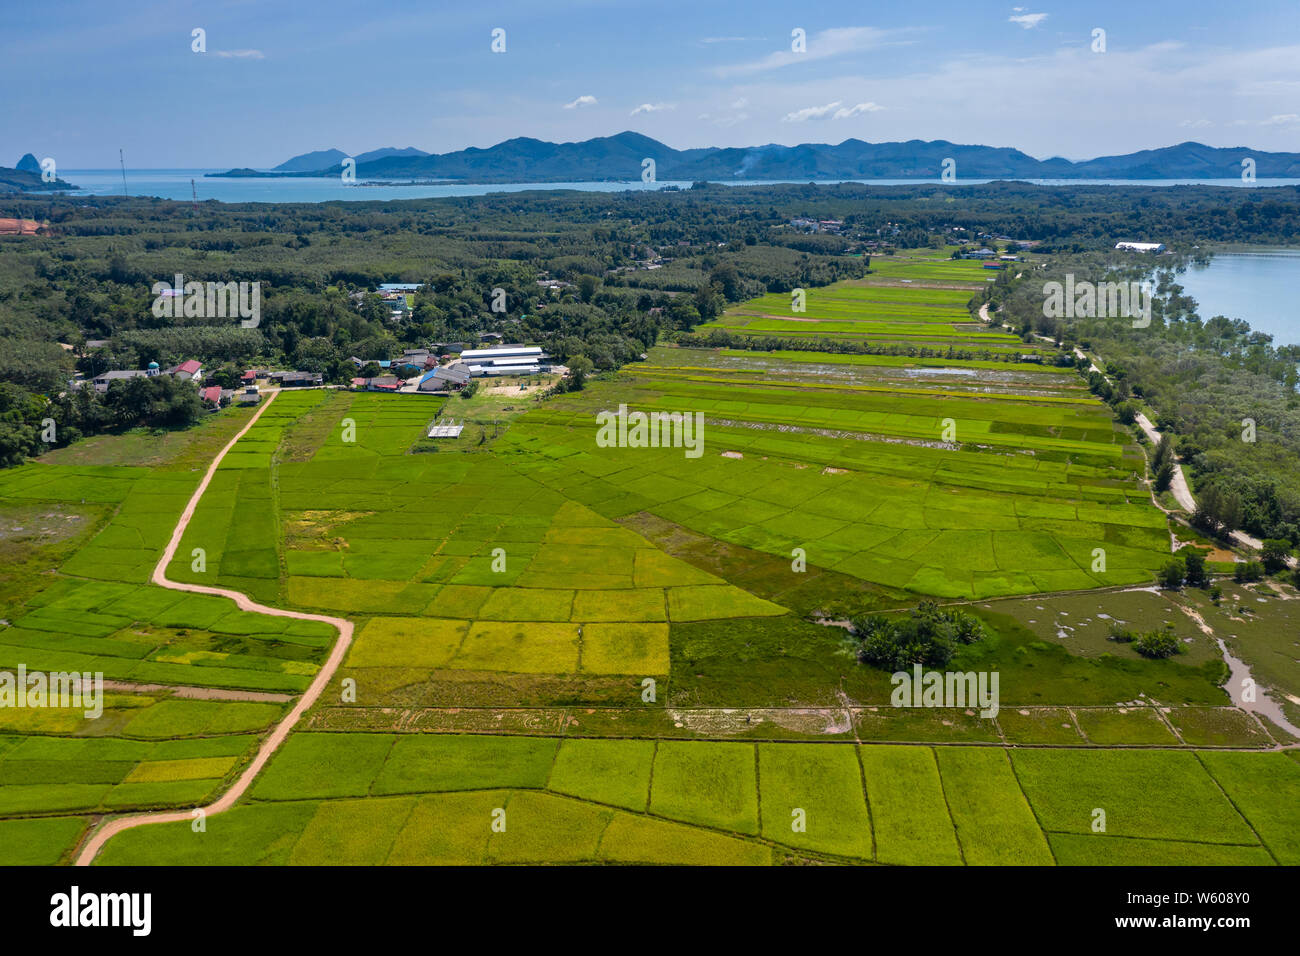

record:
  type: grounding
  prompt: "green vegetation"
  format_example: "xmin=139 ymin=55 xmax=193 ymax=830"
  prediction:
xmin=3 ymin=189 xmax=1294 ymax=866
xmin=852 ymin=601 xmax=986 ymax=669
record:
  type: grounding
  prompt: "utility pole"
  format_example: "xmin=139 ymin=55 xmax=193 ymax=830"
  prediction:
xmin=118 ymin=149 xmax=128 ymax=197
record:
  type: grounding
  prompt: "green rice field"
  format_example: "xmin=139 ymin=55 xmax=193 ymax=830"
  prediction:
xmin=5 ymin=253 xmax=1295 ymax=867
xmin=90 ymin=733 xmax=1299 ymax=866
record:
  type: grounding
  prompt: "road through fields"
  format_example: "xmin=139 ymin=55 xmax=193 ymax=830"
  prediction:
xmin=75 ymin=390 xmax=355 ymax=865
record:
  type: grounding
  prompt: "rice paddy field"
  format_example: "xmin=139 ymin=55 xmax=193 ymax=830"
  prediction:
xmin=90 ymin=734 xmax=1300 ymax=866
xmin=697 ymin=256 xmax=1021 ymax=351
xmin=0 ymin=408 xmax=312 ymax=864
xmin=5 ymin=250 xmax=1297 ymax=866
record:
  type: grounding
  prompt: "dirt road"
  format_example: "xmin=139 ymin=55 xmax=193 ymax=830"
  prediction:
xmin=75 ymin=391 xmax=354 ymax=865
xmin=1134 ymin=411 xmax=1197 ymax=514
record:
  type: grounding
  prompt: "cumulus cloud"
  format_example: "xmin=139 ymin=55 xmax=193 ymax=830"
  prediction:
xmin=782 ymin=101 xmax=842 ymax=122
xmin=782 ymin=100 xmax=885 ymax=122
xmin=833 ymin=101 xmax=885 ymax=119
xmin=1009 ymin=12 xmax=1048 ymax=29
xmin=213 ymin=49 xmax=264 ymax=58
xmin=563 ymin=95 xmax=597 ymax=109
xmin=630 ymin=102 xmax=674 ymax=116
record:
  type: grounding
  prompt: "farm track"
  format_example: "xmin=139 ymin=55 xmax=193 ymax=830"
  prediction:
xmin=74 ymin=390 xmax=355 ymax=866
xmin=301 ymin=704 xmax=1297 ymax=751
xmin=100 ymin=680 xmax=293 ymax=702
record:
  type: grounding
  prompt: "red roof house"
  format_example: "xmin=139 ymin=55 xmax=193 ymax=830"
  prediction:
xmin=168 ymin=359 xmax=204 ymax=381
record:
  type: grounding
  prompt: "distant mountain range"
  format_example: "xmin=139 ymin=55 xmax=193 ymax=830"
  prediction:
xmin=211 ymin=132 xmax=1300 ymax=184
xmin=272 ymin=145 xmax=429 ymax=172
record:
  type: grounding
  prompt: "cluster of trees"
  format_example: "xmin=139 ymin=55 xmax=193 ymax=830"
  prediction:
xmin=1150 ymin=434 xmax=1175 ymax=493
xmin=0 ymin=375 xmax=202 ymax=466
xmin=1157 ymin=549 xmax=1210 ymax=590
xmin=1107 ymin=622 xmax=1183 ymax=659
xmin=850 ymin=601 xmax=986 ymax=670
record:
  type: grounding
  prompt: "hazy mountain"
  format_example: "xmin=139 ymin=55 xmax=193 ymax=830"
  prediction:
xmin=1069 ymin=142 xmax=1300 ymax=179
xmin=353 ymin=146 xmax=429 ymax=164
xmin=272 ymin=146 xmax=428 ymax=172
xmin=223 ymin=133 xmax=1300 ymax=183
xmin=15 ymin=153 xmax=41 ymax=174
xmin=272 ymin=148 xmax=347 ymax=172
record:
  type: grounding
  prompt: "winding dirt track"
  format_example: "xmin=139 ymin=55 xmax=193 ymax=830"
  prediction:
xmin=75 ymin=391 xmax=354 ymax=865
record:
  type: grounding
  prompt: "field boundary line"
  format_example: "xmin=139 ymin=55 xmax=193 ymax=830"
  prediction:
xmin=74 ymin=390 xmax=356 ymax=866
xmin=930 ymin=746 xmax=968 ymax=865
xmin=1191 ymin=750 xmax=1280 ymax=866
xmin=1152 ymin=706 xmax=1188 ymax=745
xmin=1003 ymin=748 xmax=1060 ymax=866
xmin=853 ymin=744 xmax=877 ymax=862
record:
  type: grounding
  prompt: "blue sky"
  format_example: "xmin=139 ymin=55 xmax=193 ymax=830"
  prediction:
xmin=4 ymin=0 xmax=1299 ymax=168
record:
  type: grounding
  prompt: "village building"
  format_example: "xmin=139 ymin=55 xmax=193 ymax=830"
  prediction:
xmin=166 ymin=359 xmax=204 ymax=382
xmin=457 ymin=345 xmax=548 ymax=378
xmin=269 ymin=371 xmax=323 ymax=387
xmin=417 ymin=365 xmax=471 ymax=392
xmin=352 ymin=375 xmax=401 ymax=392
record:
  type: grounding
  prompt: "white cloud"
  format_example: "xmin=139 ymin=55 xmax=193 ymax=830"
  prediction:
xmin=780 ymin=100 xmax=885 ymax=122
xmin=833 ymin=101 xmax=885 ymax=119
xmin=1261 ymin=113 xmax=1300 ymax=126
xmin=716 ymin=26 xmax=898 ymax=77
xmin=1179 ymin=119 xmax=1212 ymax=128
xmin=1009 ymin=13 xmax=1048 ymax=29
xmin=563 ymin=95 xmax=597 ymax=109
xmin=213 ymin=49 xmax=264 ymax=58
xmin=630 ymin=102 xmax=674 ymax=116
xmin=783 ymin=101 xmax=842 ymax=122
xmin=700 ymin=36 xmax=750 ymax=44
xmin=730 ymin=97 xmax=749 ymax=109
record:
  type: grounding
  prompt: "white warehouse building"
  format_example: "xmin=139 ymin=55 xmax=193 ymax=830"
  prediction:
xmin=458 ymin=345 xmax=549 ymax=377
